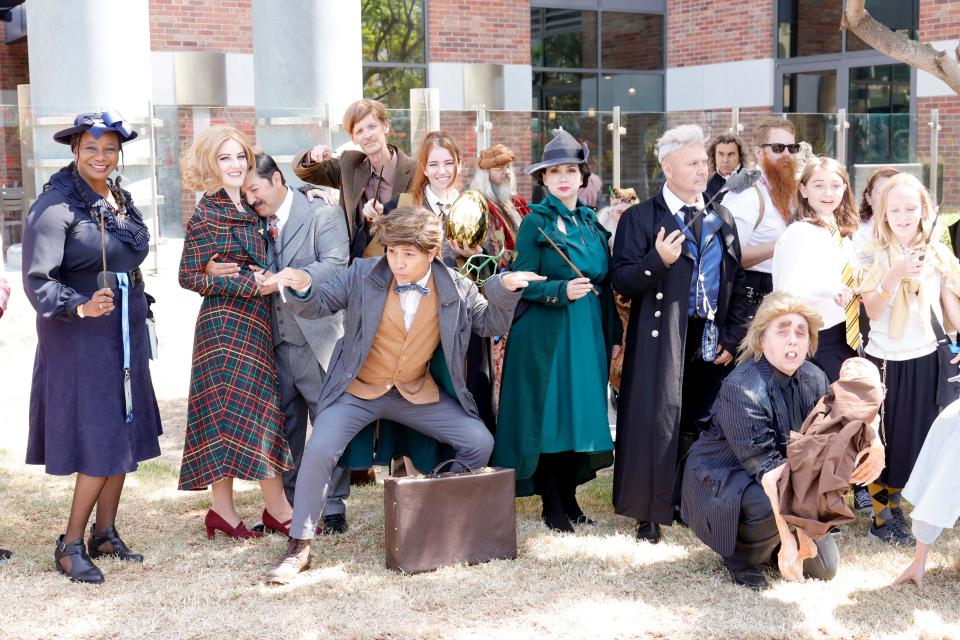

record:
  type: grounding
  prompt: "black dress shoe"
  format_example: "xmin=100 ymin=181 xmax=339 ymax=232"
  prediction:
xmin=55 ymin=535 xmax=104 ymax=584
xmin=320 ymin=513 xmax=348 ymax=535
xmin=635 ymin=520 xmax=661 ymax=544
xmin=88 ymin=524 xmax=144 ymax=562
xmin=727 ymin=566 xmax=769 ymax=591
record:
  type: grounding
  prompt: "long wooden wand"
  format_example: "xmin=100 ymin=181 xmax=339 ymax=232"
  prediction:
xmin=538 ymin=227 xmax=600 ymax=297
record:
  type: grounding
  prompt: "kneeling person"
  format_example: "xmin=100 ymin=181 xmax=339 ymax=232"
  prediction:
xmin=260 ymin=206 xmax=544 ymax=583
xmin=681 ymin=292 xmax=839 ymax=590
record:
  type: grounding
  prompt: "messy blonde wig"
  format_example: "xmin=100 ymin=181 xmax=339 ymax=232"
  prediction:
xmin=180 ymin=125 xmax=255 ymax=194
xmin=737 ymin=291 xmax=823 ymax=365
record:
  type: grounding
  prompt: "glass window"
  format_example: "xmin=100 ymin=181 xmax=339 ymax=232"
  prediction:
xmin=363 ymin=67 xmax=426 ymax=109
xmin=533 ymin=72 xmax=598 ymax=112
xmin=601 ymin=12 xmax=663 ymax=71
xmin=531 ymin=8 xmax=597 ymax=69
xmin=361 ymin=0 xmax=425 ymax=64
xmin=782 ymin=70 xmax=837 ymax=113
xmin=847 ymin=0 xmax=918 ymax=51
xmin=848 ymin=63 xmax=912 ymax=165
xmin=778 ymin=0 xmax=843 ymax=58
xmin=599 ymin=73 xmax=662 ymax=111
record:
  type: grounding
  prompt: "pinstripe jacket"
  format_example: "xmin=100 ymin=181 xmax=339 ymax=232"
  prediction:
xmin=680 ymin=357 xmax=828 ymax=558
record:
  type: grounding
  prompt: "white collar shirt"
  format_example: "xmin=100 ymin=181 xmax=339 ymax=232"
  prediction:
xmin=397 ymin=266 xmax=432 ymax=332
xmin=273 ymin=187 xmax=294 ymax=236
xmin=661 ymin=183 xmax=705 ymax=217
xmin=722 ymin=172 xmax=789 ymax=274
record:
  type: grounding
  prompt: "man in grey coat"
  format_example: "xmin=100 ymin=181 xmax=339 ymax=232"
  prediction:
xmin=206 ymin=153 xmax=351 ymax=533
xmin=258 ymin=205 xmax=544 ymax=583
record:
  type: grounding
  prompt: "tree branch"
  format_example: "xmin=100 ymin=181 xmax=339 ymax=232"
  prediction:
xmin=843 ymin=0 xmax=960 ymax=95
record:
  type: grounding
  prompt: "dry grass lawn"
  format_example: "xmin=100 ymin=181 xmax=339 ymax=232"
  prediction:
xmin=2 ymin=397 xmax=960 ymax=640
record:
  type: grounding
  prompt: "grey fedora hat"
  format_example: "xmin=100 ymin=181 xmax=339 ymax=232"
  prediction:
xmin=526 ymin=128 xmax=589 ymax=174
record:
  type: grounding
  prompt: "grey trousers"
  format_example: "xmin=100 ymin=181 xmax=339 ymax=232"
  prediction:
xmin=724 ymin=482 xmax=839 ymax=581
xmin=290 ymin=388 xmax=494 ymax=540
xmin=276 ymin=342 xmax=350 ymax=516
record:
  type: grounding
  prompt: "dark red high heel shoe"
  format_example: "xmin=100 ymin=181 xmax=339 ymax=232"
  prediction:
xmin=204 ymin=510 xmax=263 ymax=540
xmin=261 ymin=509 xmax=292 ymax=536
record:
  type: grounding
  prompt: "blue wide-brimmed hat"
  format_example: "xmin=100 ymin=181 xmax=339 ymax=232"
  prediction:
xmin=526 ymin=128 xmax=589 ymax=174
xmin=53 ymin=109 xmax=138 ymax=145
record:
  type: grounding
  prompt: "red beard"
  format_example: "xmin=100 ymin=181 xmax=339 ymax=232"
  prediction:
xmin=761 ymin=155 xmax=798 ymax=223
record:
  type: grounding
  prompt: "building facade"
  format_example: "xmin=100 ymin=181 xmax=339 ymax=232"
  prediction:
xmin=1 ymin=0 xmax=959 ymax=235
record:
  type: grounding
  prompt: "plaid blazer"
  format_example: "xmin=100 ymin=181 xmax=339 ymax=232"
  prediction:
xmin=177 ymin=189 xmax=292 ymax=490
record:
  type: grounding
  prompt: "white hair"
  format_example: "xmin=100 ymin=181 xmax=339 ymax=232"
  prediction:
xmin=470 ymin=166 xmax=521 ymax=226
xmin=656 ymin=124 xmax=706 ymax=163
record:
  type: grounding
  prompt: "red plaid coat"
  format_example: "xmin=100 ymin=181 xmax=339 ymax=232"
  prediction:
xmin=177 ymin=189 xmax=292 ymax=490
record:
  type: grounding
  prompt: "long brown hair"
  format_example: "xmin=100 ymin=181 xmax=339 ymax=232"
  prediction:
xmin=859 ymin=165 xmax=900 ymax=223
xmin=795 ymin=156 xmax=859 ymax=238
xmin=408 ymin=131 xmax=463 ymax=206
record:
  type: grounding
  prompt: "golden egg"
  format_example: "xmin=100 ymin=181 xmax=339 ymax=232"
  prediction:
xmin=444 ymin=190 xmax=489 ymax=247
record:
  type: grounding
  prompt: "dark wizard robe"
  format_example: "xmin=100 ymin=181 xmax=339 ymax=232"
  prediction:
xmin=610 ymin=191 xmax=750 ymax=525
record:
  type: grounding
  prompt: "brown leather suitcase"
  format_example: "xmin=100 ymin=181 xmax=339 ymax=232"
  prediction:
xmin=383 ymin=461 xmax=517 ymax=573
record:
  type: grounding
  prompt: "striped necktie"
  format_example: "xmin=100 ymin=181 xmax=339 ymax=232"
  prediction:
xmin=829 ymin=225 xmax=861 ymax=351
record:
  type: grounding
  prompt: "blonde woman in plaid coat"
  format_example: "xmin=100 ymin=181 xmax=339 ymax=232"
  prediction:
xmin=178 ymin=126 xmax=293 ymax=540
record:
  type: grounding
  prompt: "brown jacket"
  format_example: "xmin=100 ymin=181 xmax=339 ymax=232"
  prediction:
xmin=293 ymin=145 xmax=416 ymax=249
xmin=776 ymin=376 xmax=883 ymax=539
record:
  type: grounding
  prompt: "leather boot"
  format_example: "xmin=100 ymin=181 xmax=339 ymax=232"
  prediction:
xmin=537 ymin=460 xmax=574 ymax=533
xmin=88 ymin=524 xmax=144 ymax=562
xmin=264 ymin=537 xmax=311 ymax=585
xmin=55 ymin=535 xmax=104 ymax=584
xmin=557 ymin=455 xmax=594 ymax=525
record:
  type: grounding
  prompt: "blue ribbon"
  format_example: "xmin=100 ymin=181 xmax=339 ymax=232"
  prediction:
xmin=118 ymin=273 xmax=133 ymax=423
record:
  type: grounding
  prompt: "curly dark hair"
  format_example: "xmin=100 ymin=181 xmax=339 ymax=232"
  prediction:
xmin=706 ymin=133 xmax=748 ymax=174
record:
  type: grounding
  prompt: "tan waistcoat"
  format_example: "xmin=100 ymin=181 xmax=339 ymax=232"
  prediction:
xmin=346 ymin=275 xmax=440 ymax=404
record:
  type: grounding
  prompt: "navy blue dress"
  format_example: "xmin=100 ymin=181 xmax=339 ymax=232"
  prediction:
xmin=22 ymin=165 xmax=162 ymax=476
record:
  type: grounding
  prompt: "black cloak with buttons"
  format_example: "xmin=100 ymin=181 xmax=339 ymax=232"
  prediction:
xmin=610 ymin=191 xmax=749 ymax=525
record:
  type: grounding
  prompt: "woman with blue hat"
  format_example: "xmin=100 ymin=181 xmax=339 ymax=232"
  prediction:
xmin=22 ymin=110 xmax=162 ymax=583
xmin=493 ymin=129 xmax=618 ymax=531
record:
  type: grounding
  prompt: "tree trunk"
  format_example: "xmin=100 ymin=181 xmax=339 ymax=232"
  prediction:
xmin=842 ymin=0 xmax=960 ymax=96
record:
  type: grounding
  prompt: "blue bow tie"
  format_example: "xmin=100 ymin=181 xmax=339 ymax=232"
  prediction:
xmin=395 ymin=283 xmax=430 ymax=296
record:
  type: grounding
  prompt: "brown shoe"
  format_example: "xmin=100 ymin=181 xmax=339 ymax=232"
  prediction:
xmin=264 ymin=538 xmax=311 ymax=585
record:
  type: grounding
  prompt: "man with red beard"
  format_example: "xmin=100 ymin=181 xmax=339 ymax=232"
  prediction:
xmin=722 ymin=118 xmax=799 ymax=321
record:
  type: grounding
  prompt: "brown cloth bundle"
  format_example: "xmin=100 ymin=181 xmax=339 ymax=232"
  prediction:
xmin=775 ymin=367 xmax=884 ymax=539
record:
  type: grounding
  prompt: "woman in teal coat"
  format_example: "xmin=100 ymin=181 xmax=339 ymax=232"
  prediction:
xmin=494 ymin=129 xmax=617 ymax=532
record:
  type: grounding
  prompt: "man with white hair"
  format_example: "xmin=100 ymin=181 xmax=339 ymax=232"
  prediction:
xmin=610 ymin=123 xmax=749 ymax=545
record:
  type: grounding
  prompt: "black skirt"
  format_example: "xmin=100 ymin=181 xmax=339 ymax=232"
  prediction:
xmin=811 ymin=322 xmax=858 ymax=383
xmin=866 ymin=350 xmax=941 ymax=488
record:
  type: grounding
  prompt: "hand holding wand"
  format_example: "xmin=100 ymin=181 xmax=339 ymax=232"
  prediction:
xmin=538 ymin=227 xmax=600 ymax=297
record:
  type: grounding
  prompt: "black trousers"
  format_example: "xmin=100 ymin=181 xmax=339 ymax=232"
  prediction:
xmin=673 ymin=317 xmax=734 ymax=514
xmin=725 ymin=482 xmax=839 ymax=581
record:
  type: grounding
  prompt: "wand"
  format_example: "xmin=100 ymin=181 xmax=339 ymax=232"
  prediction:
xmin=538 ymin=227 xmax=600 ymax=297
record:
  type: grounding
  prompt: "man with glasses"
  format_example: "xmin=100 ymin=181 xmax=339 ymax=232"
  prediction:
xmin=722 ymin=118 xmax=799 ymax=321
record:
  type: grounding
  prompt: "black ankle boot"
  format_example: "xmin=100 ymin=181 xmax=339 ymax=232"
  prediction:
xmin=55 ymin=535 xmax=104 ymax=584
xmin=541 ymin=493 xmax=575 ymax=533
xmin=558 ymin=475 xmax=594 ymax=525
xmin=88 ymin=524 xmax=144 ymax=562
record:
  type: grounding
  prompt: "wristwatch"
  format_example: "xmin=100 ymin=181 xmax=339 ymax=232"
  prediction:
xmin=76 ymin=302 xmax=86 ymax=318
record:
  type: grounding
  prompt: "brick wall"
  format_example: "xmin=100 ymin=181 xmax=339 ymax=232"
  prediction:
xmin=0 ymin=37 xmax=28 ymax=187
xmin=428 ymin=0 xmax=529 ymax=64
xmin=667 ymin=0 xmax=773 ymax=67
xmin=919 ymin=0 xmax=960 ymax=41
xmin=918 ymin=0 xmax=960 ymax=211
xmin=149 ymin=0 xmax=252 ymax=52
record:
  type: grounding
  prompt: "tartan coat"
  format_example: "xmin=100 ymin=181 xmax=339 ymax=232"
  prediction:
xmin=177 ymin=189 xmax=292 ymax=490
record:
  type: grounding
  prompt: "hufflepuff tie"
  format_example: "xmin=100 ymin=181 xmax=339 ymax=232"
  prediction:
xmin=830 ymin=225 xmax=861 ymax=351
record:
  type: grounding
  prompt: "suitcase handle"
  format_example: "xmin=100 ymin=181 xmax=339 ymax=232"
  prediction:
xmin=429 ymin=459 xmax=475 ymax=476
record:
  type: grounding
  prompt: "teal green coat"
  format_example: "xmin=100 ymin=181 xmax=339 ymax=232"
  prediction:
xmin=493 ymin=195 xmax=620 ymax=495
